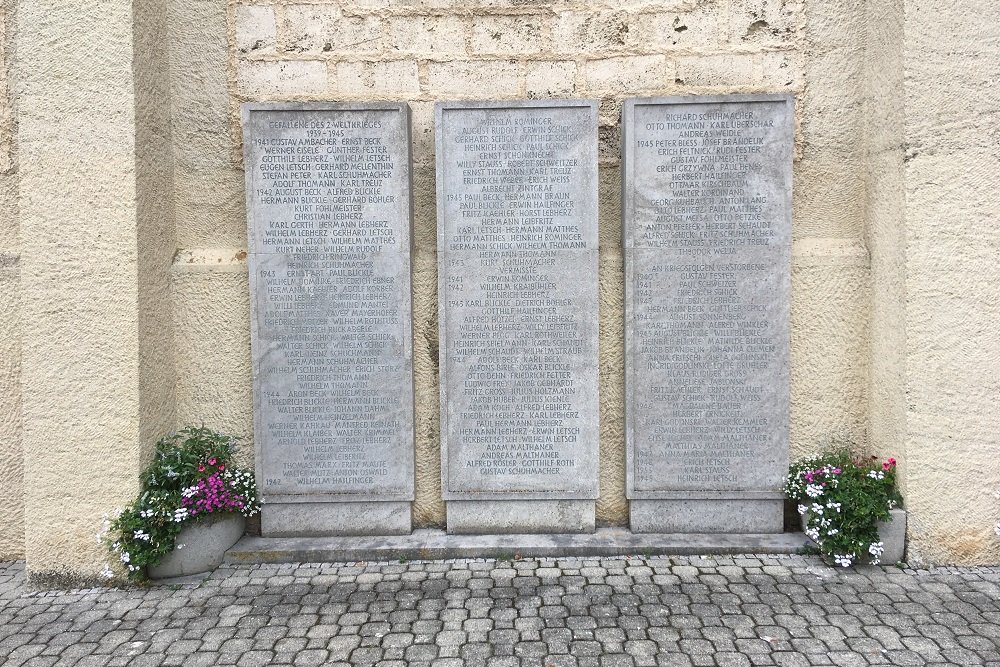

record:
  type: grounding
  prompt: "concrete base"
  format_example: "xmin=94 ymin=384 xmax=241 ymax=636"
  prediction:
xmin=226 ymin=527 xmax=807 ymax=564
xmin=148 ymin=514 xmax=245 ymax=579
xmin=800 ymin=507 xmax=906 ymax=564
xmin=261 ymin=502 xmax=411 ymax=537
xmin=878 ymin=509 xmax=907 ymax=564
xmin=446 ymin=500 xmax=595 ymax=534
xmin=630 ymin=499 xmax=784 ymax=534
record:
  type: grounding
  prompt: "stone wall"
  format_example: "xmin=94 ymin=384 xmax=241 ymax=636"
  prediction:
xmin=0 ymin=0 xmax=23 ymax=561
xmin=886 ymin=0 xmax=1000 ymax=565
xmin=205 ymin=0 xmax=871 ymax=526
xmin=15 ymin=0 xmax=177 ymax=583
xmin=0 ymin=0 xmax=997 ymax=571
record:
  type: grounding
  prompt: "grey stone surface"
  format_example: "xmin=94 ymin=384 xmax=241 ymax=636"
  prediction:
xmin=5 ymin=556 xmax=1000 ymax=667
xmin=261 ymin=501 xmax=411 ymax=537
xmin=446 ymin=500 xmax=596 ymax=534
xmin=630 ymin=499 xmax=783 ymax=534
xmin=435 ymin=100 xmax=600 ymax=523
xmin=147 ymin=514 xmax=246 ymax=579
xmin=623 ymin=95 xmax=794 ymax=533
xmin=802 ymin=508 xmax=907 ymax=564
xmin=879 ymin=508 xmax=907 ymax=564
xmin=241 ymin=102 xmax=415 ymax=534
xmin=227 ymin=527 xmax=805 ymax=564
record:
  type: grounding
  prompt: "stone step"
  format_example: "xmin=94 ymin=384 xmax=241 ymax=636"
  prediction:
xmin=225 ymin=528 xmax=808 ymax=565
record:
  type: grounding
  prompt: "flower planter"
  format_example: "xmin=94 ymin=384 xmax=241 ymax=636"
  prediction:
xmin=147 ymin=513 xmax=246 ymax=579
xmin=801 ymin=508 xmax=906 ymax=565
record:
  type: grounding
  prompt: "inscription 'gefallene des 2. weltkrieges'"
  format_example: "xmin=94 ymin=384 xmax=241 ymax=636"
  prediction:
xmin=244 ymin=104 xmax=414 ymax=503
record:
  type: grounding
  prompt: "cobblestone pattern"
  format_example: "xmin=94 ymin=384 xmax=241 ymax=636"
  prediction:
xmin=3 ymin=555 xmax=1000 ymax=667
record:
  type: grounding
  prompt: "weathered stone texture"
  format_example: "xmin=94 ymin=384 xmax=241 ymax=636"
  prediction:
xmin=622 ymin=95 xmax=793 ymax=533
xmin=228 ymin=0 xmax=815 ymax=530
xmin=243 ymin=103 xmax=415 ymax=533
xmin=17 ymin=0 xmax=176 ymax=579
xmin=0 ymin=0 xmax=23 ymax=561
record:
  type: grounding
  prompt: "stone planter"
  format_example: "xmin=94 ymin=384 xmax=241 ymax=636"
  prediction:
xmin=148 ymin=513 xmax=246 ymax=579
xmin=801 ymin=508 xmax=906 ymax=564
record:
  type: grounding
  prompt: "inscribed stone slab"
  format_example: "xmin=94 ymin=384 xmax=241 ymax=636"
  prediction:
xmin=623 ymin=95 xmax=793 ymax=511
xmin=436 ymin=100 xmax=600 ymax=502
xmin=242 ymin=102 xmax=415 ymax=509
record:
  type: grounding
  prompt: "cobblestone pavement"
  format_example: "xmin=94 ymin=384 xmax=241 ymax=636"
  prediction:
xmin=3 ymin=555 xmax=1000 ymax=667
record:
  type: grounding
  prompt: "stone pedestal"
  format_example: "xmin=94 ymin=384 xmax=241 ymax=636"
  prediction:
xmin=242 ymin=103 xmax=416 ymax=536
xmin=436 ymin=100 xmax=600 ymax=533
xmin=623 ymin=95 xmax=794 ymax=533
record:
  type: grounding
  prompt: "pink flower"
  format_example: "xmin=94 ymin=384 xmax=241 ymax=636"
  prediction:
xmin=218 ymin=465 xmax=225 ymax=471
xmin=208 ymin=458 xmax=217 ymax=466
xmin=198 ymin=465 xmax=205 ymax=472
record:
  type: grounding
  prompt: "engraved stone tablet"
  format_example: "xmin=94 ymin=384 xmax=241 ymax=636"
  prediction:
xmin=436 ymin=100 xmax=600 ymax=533
xmin=242 ymin=102 xmax=414 ymax=536
xmin=623 ymin=95 xmax=793 ymax=534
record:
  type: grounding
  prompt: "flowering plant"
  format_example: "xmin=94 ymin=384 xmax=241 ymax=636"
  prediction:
xmin=785 ymin=449 xmax=902 ymax=567
xmin=101 ymin=427 xmax=260 ymax=580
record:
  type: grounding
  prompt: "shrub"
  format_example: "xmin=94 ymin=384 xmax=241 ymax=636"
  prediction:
xmin=101 ymin=426 xmax=260 ymax=580
xmin=785 ymin=449 xmax=902 ymax=567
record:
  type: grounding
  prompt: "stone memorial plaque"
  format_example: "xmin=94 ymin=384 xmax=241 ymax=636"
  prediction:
xmin=623 ymin=95 xmax=793 ymax=533
xmin=436 ymin=100 xmax=600 ymax=533
xmin=242 ymin=102 xmax=414 ymax=536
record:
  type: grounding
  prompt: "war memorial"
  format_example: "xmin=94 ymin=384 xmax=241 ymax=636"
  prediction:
xmin=1 ymin=1 xmax=998 ymax=584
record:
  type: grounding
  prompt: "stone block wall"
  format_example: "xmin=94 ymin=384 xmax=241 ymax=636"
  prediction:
xmin=189 ymin=0 xmax=872 ymax=528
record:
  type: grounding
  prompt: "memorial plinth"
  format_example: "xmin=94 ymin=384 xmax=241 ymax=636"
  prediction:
xmin=242 ymin=102 xmax=415 ymax=536
xmin=436 ymin=100 xmax=600 ymax=534
xmin=623 ymin=95 xmax=793 ymax=533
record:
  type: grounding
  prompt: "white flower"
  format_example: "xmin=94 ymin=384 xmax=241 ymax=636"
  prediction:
xmin=869 ymin=542 xmax=885 ymax=557
xmin=811 ymin=503 xmax=824 ymax=515
xmin=797 ymin=505 xmax=808 ymax=515
xmin=827 ymin=529 xmax=839 ymax=536
xmin=805 ymin=484 xmax=824 ymax=498
xmin=100 ymin=564 xmax=114 ymax=579
xmin=120 ymin=552 xmax=130 ymax=564
xmin=176 ymin=543 xmax=186 ymax=550
xmin=868 ymin=471 xmax=878 ymax=479
xmin=133 ymin=530 xmax=150 ymax=542
xmin=834 ymin=554 xmax=853 ymax=567
xmin=825 ymin=502 xmax=842 ymax=512
xmin=173 ymin=507 xmax=189 ymax=522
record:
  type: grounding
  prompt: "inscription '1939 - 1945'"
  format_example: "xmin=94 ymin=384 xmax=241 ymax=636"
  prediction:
xmin=243 ymin=104 xmax=414 ymax=504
